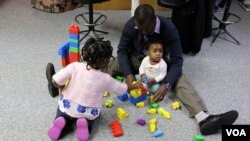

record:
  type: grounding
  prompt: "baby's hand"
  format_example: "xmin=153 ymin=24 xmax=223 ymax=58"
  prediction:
xmin=147 ymin=78 xmax=156 ymax=85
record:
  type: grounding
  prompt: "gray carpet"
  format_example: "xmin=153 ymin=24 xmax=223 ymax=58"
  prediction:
xmin=0 ymin=0 xmax=249 ymax=141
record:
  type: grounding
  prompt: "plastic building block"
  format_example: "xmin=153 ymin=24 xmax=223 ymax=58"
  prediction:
xmin=157 ymin=107 xmax=165 ymax=115
xmin=115 ymin=76 xmax=124 ymax=82
xmin=172 ymin=101 xmax=181 ymax=110
xmin=151 ymin=103 xmax=159 ymax=109
xmin=154 ymin=129 xmax=164 ymax=137
xmin=103 ymin=91 xmax=109 ymax=97
xmin=105 ymin=100 xmax=113 ymax=108
xmin=147 ymin=108 xmax=157 ymax=115
xmin=149 ymin=118 xmax=157 ymax=124
xmin=141 ymin=86 xmax=147 ymax=94
xmin=136 ymin=102 xmax=145 ymax=108
xmin=69 ymin=46 xmax=79 ymax=53
xmin=116 ymin=107 xmax=128 ymax=120
xmin=117 ymin=93 xmax=129 ymax=101
xmin=194 ymin=135 xmax=204 ymax=141
xmin=110 ymin=120 xmax=123 ymax=137
xmin=148 ymin=118 xmax=157 ymax=133
xmin=69 ymin=33 xmax=80 ymax=40
xmin=129 ymin=94 xmax=147 ymax=105
xmin=69 ymin=24 xmax=80 ymax=34
xmin=69 ymin=52 xmax=79 ymax=63
xmin=136 ymin=119 xmax=146 ymax=126
xmin=58 ymin=42 xmax=70 ymax=57
xmin=130 ymin=88 xmax=142 ymax=98
xmin=157 ymin=107 xmax=171 ymax=119
xmin=162 ymin=111 xmax=171 ymax=119
xmin=149 ymin=95 xmax=154 ymax=103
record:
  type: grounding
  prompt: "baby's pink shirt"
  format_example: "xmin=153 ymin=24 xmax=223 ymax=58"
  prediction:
xmin=53 ymin=62 xmax=127 ymax=108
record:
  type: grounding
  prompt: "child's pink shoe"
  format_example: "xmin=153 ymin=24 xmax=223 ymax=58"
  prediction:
xmin=48 ymin=117 xmax=66 ymax=141
xmin=76 ymin=118 xmax=89 ymax=141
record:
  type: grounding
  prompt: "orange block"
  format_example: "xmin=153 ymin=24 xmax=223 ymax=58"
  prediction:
xmin=110 ymin=120 xmax=123 ymax=137
xmin=69 ymin=24 xmax=79 ymax=34
xmin=69 ymin=52 xmax=79 ymax=63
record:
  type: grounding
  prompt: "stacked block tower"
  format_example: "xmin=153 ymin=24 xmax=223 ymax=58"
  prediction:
xmin=129 ymin=82 xmax=147 ymax=105
xmin=58 ymin=24 xmax=80 ymax=67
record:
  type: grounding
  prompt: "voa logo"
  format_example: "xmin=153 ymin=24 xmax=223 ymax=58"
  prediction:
xmin=226 ymin=129 xmax=246 ymax=136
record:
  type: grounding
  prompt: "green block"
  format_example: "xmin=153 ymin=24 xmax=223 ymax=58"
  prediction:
xmin=115 ymin=76 xmax=124 ymax=82
xmin=194 ymin=135 xmax=204 ymax=141
xmin=151 ymin=103 xmax=159 ymax=109
xmin=69 ymin=39 xmax=79 ymax=43
xmin=70 ymin=47 xmax=79 ymax=53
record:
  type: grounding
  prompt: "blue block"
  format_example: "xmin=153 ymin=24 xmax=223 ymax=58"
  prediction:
xmin=69 ymin=34 xmax=80 ymax=40
xmin=129 ymin=94 xmax=147 ymax=105
xmin=117 ymin=93 xmax=129 ymax=102
xmin=69 ymin=42 xmax=80 ymax=48
xmin=154 ymin=129 xmax=164 ymax=137
xmin=58 ymin=42 xmax=69 ymax=57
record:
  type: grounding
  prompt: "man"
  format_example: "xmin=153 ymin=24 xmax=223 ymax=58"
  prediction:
xmin=107 ymin=4 xmax=238 ymax=135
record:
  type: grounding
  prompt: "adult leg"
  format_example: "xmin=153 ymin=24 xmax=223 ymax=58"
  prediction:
xmin=173 ymin=74 xmax=207 ymax=117
xmin=106 ymin=55 xmax=141 ymax=77
xmin=174 ymin=74 xmax=238 ymax=135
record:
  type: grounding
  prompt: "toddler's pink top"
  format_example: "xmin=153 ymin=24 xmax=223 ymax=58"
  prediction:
xmin=53 ymin=62 xmax=127 ymax=108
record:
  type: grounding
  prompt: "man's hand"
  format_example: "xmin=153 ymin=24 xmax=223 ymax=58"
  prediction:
xmin=153 ymin=84 xmax=168 ymax=102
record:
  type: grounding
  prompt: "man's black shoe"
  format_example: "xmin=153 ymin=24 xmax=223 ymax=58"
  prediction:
xmin=46 ymin=63 xmax=59 ymax=97
xmin=199 ymin=110 xmax=238 ymax=135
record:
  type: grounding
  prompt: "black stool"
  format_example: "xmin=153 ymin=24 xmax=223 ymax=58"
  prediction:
xmin=75 ymin=0 xmax=109 ymax=42
xmin=210 ymin=0 xmax=241 ymax=46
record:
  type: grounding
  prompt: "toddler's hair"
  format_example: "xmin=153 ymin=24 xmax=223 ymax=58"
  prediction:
xmin=81 ymin=37 xmax=113 ymax=70
xmin=146 ymin=36 xmax=163 ymax=50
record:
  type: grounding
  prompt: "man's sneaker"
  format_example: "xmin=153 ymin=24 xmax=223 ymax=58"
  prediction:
xmin=199 ymin=110 xmax=238 ymax=135
xmin=46 ymin=63 xmax=59 ymax=97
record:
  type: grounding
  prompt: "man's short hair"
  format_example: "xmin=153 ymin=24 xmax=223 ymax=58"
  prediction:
xmin=134 ymin=4 xmax=155 ymax=25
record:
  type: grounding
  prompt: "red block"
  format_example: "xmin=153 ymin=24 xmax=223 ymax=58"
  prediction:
xmin=141 ymin=86 xmax=147 ymax=94
xmin=110 ymin=120 xmax=123 ymax=137
xmin=69 ymin=52 xmax=79 ymax=63
xmin=61 ymin=57 xmax=68 ymax=67
xmin=69 ymin=24 xmax=79 ymax=34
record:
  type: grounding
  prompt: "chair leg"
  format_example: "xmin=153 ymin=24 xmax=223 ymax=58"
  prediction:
xmin=210 ymin=28 xmax=222 ymax=46
xmin=79 ymin=30 xmax=91 ymax=42
xmin=224 ymin=29 xmax=241 ymax=45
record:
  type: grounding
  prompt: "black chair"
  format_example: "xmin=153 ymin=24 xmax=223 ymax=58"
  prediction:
xmin=210 ymin=0 xmax=241 ymax=45
xmin=75 ymin=0 xmax=109 ymax=42
xmin=157 ymin=0 xmax=189 ymax=18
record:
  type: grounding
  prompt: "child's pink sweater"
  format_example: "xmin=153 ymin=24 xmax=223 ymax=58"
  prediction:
xmin=53 ymin=62 xmax=127 ymax=108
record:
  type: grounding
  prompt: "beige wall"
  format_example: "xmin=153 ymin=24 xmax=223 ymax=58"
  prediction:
xmin=93 ymin=0 xmax=170 ymax=11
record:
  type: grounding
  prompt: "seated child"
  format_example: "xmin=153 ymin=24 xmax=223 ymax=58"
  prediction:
xmin=47 ymin=37 xmax=141 ymax=141
xmin=139 ymin=37 xmax=167 ymax=94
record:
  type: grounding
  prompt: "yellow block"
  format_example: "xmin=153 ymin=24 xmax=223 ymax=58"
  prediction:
xmin=117 ymin=107 xmax=128 ymax=120
xmin=172 ymin=101 xmax=181 ymax=110
xmin=105 ymin=99 xmax=113 ymax=108
xmin=136 ymin=102 xmax=145 ymax=108
xmin=148 ymin=108 xmax=157 ymax=115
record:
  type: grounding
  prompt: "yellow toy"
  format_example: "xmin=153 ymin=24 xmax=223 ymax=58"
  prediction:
xmin=172 ymin=101 xmax=181 ymax=110
xmin=105 ymin=99 xmax=113 ymax=108
xmin=116 ymin=107 xmax=128 ymax=120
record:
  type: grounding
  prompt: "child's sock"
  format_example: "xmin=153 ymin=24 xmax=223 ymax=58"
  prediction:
xmin=76 ymin=118 xmax=89 ymax=141
xmin=195 ymin=111 xmax=209 ymax=123
xmin=48 ymin=117 xmax=66 ymax=140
